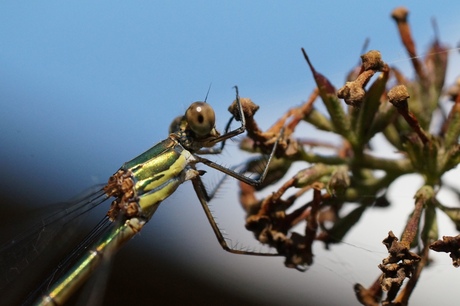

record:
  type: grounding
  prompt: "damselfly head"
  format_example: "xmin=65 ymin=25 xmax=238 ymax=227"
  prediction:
xmin=185 ymin=101 xmax=217 ymax=137
xmin=168 ymin=101 xmax=218 ymax=138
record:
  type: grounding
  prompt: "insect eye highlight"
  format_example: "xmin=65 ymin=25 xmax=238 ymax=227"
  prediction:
xmin=185 ymin=102 xmax=216 ymax=137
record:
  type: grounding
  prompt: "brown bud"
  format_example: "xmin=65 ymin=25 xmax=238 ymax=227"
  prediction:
xmin=361 ymin=50 xmax=385 ymax=71
xmin=388 ymin=85 xmax=410 ymax=109
xmin=391 ymin=7 xmax=409 ymax=23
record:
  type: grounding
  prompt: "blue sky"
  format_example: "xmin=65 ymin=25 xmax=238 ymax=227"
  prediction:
xmin=1 ymin=1 xmax=460 ymax=305
xmin=2 ymin=1 xmax=459 ymax=201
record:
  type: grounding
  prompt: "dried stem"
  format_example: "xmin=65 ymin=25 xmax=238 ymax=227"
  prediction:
xmin=391 ymin=7 xmax=427 ymax=83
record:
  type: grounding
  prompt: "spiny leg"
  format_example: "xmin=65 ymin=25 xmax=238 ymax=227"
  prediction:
xmin=191 ymin=175 xmax=279 ymax=256
xmin=195 ymin=128 xmax=282 ymax=188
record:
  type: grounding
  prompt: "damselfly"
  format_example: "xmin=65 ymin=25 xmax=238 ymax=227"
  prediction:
xmin=0 ymin=87 xmax=279 ymax=305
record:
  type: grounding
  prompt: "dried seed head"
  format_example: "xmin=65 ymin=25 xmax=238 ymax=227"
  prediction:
xmin=337 ymin=81 xmax=366 ymax=107
xmin=388 ymin=85 xmax=410 ymax=109
xmin=337 ymin=69 xmax=375 ymax=107
xmin=430 ymin=235 xmax=460 ymax=267
xmin=391 ymin=6 xmax=409 ymax=23
xmin=361 ymin=50 xmax=385 ymax=71
xmin=228 ymin=97 xmax=259 ymax=120
xmin=379 ymin=231 xmax=421 ymax=295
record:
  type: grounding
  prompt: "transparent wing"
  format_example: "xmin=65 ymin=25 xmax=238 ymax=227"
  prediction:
xmin=0 ymin=185 xmax=110 ymax=305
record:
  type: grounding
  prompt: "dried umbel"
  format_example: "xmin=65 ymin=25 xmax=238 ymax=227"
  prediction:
xmin=234 ymin=6 xmax=459 ymax=306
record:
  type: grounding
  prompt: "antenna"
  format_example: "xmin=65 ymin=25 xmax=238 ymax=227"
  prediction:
xmin=204 ymin=83 xmax=212 ymax=103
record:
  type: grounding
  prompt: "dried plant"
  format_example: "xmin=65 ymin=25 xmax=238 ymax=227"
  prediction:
xmin=232 ymin=7 xmax=459 ymax=306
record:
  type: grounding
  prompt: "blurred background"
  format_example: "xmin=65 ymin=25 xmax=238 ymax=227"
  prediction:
xmin=1 ymin=1 xmax=460 ymax=305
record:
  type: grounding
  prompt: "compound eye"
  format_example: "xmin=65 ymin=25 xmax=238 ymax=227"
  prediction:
xmin=185 ymin=102 xmax=216 ymax=137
